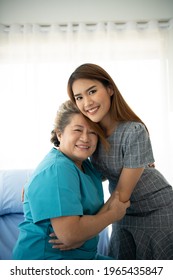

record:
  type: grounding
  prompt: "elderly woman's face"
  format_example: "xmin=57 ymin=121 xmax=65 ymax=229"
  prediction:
xmin=57 ymin=113 xmax=98 ymax=169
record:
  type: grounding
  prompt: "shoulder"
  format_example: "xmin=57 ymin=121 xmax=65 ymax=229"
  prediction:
xmin=122 ymin=122 xmax=149 ymax=143
xmin=110 ymin=122 xmax=148 ymax=141
xmin=118 ymin=121 xmax=147 ymax=133
xmin=116 ymin=122 xmax=148 ymax=139
xmin=27 ymin=149 xmax=78 ymax=187
xmin=108 ymin=122 xmax=149 ymax=147
xmin=43 ymin=148 xmax=76 ymax=169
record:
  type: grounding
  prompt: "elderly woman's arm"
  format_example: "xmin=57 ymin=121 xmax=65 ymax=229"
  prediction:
xmin=50 ymin=191 xmax=130 ymax=247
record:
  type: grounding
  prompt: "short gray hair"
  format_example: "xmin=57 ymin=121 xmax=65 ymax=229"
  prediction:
xmin=50 ymin=100 xmax=80 ymax=147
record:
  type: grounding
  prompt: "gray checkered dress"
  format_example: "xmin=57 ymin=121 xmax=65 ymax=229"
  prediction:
xmin=91 ymin=122 xmax=173 ymax=260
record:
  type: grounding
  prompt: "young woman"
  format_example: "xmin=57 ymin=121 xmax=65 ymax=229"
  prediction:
xmin=12 ymin=100 xmax=129 ymax=260
xmin=67 ymin=63 xmax=173 ymax=260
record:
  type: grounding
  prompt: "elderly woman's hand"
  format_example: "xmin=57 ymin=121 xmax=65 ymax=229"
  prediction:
xmin=48 ymin=233 xmax=84 ymax=250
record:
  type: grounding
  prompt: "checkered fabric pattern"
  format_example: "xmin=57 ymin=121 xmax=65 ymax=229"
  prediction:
xmin=91 ymin=121 xmax=173 ymax=260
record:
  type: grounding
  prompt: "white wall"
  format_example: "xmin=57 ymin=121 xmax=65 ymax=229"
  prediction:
xmin=0 ymin=0 xmax=173 ymax=24
xmin=0 ymin=0 xmax=173 ymax=183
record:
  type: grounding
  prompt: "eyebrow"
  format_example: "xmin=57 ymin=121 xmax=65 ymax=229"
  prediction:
xmin=72 ymin=125 xmax=84 ymax=128
xmin=73 ymin=85 xmax=96 ymax=97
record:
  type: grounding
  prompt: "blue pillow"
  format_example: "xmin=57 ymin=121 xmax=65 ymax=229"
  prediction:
xmin=0 ymin=169 xmax=33 ymax=215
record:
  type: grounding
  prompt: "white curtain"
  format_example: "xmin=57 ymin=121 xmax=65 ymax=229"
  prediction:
xmin=0 ymin=20 xmax=173 ymax=184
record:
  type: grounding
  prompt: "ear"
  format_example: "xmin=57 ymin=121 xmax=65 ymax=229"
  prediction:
xmin=107 ymin=86 xmax=114 ymax=96
xmin=56 ymin=131 xmax=61 ymax=142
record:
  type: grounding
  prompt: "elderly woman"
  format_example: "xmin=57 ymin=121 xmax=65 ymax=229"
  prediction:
xmin=13 ymin=100 xmax=129 ymax=260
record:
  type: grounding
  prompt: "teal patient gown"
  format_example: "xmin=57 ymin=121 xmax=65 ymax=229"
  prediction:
xmin=13 ymin=148 xmax=113 ymax=260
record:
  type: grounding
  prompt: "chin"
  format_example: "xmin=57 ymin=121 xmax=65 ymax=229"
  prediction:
xmin=87 ymin=115 xmax=100 ymax=123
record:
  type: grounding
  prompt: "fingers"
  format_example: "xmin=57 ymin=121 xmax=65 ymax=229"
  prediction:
xmin=49 ymin=239 xmax=75 ymax=251
xmin=49 ymin=232 xmax=56 ymax=237
xmin=49 ymin=239 xmax=61 ymax=244
xmin=49 ymin=233 xmax=69 ymax=250
xmin=49 ymin=239 xmax=65 ymax=250
xmin=21 ymin=188 xmax=25 ymax=202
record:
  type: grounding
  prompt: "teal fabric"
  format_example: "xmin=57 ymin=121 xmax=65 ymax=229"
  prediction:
xmin=12 ymin=148 xmax=109 ymax=260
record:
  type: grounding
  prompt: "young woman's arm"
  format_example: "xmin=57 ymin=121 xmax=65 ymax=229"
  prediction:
xmin=50 ymin=191 xmax=130 ymax=247
xmin=115 ymin=167 xmax=144 ymax=202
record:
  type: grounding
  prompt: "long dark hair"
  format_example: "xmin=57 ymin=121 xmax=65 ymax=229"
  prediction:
xmin=67 ymin=63 xmax=147 ymax=131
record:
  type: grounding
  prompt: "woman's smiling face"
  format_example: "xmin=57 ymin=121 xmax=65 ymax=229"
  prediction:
xmin=72 ymin=79 xmax=113 ymax=124
xmin=57 ymin=113 xmax=98 ymax=169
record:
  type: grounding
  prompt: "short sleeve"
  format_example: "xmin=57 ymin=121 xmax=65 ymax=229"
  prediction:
xmin=123 ymin=123 xmax=155 ymax=168
xmin=26 ymin=162 xmax=83 ymax=223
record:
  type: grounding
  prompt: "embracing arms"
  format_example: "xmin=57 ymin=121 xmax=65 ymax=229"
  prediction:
xmin=115 ymin=167 xmax=145 ymax=202
xmin=50 ymin=191 xmax=130 ymax=248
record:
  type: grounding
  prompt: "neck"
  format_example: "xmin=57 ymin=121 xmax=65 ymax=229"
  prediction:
xmin=57 ymin=147 xmax=84 ymax=171
xmin=100 ymin=117 xmax=118 ymax=137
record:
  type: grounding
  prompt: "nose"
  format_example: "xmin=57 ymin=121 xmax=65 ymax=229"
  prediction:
xmin=80 ymin=131 xmax=89 ymax=142
xmin=84 ymin=95 xmax=94 ymax=108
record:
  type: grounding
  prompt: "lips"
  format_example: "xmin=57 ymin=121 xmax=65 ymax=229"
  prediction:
xmin=86 ymin=106 xmax=99 ymax=115
xmin=76 ymin=145 xmax=90 ymax=149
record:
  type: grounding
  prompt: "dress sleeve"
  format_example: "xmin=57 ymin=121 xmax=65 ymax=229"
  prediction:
xmin=27 ymin=162 xmax=83 ymax=223
xmin=123 ymin=123 xmax=155 ymax=168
